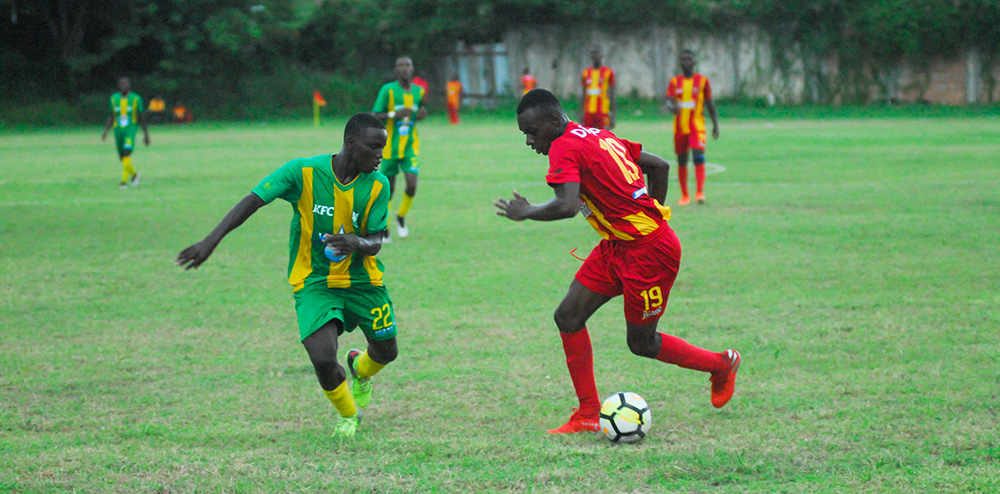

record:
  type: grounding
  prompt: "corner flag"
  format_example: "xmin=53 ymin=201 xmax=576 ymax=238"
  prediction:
xmin=313 ymin=90 xmax=327 ymax=126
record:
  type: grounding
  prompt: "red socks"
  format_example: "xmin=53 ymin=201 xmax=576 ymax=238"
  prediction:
xmin=559 ymin=328 xmax=600 ymax=418
xmin=694 ymin=164 xmax=706 ymax=194
xmin=678 ymin=165 xmax=689 ymax=197
xmin=655 ymin=333 xmax=724 ymax=373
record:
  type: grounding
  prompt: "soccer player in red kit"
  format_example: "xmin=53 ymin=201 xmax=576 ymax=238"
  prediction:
xmin=666 ymin=49 xmax=719 ymax=205
xmin=521 ymin=68 xmax=537 ymax=95
xmin=495 ymin=89 xmax=740 ymax=434
xmin=581 ymin=47 xmax=616 ymax=130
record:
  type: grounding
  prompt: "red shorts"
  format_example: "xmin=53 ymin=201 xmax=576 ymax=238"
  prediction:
xmin=583 ymin=112 xmax=610 ymax=129
xmin=674 ymin=131 xmax=707 ymax=155
xmin=574 ymin=226 xmax=681 ymax=325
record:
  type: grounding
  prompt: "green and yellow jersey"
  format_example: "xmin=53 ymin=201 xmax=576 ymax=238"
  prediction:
xmin=372 ymin=81 xmax=425 ymax=159
xmin=252 ymin=154 xmax=390 ymax=292
xmin=110 ymin=92 xmax=144 ymax=130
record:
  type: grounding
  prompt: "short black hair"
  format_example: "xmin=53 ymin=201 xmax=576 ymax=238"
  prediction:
xmin=517 ymin=88 xmax=562 ymax=115
xmin=346 ymin=113 xmax=384 ymax=140
xmin=680 ymin=49 xmax=696 ymax=57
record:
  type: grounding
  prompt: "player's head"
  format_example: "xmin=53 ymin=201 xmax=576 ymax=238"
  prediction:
xmin=590 ymin=47 xmax=603 ymax=66
xmin=679 ymin=50 xmax=696 ymax=73
xmin=344 ymin=113 xmax=387 ymax=174
xmin=117 ymin=76 xmax=131 ymax=93
xmin=516 ymin=89 xmax=568 ymax=156
xmin=394 ymin=57 xmax=414 ymax=84
xmin=523 ymin=67 xmax=531 ymax=75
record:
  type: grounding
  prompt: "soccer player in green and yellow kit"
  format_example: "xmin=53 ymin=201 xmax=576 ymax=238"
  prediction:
xmin=373 ymin=56 xmax=427 ymax=241
xmin=101 ymin=77 xmax=150 ymax=189
xmin=176 ymin=113 xmax=398 ymax=439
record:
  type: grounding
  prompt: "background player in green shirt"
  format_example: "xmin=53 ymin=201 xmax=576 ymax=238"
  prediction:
xmin=100 ymin=76 xmax=150 ymax=189
xmin=176 ymin=113 xmax=398 ymax=439
xmin=373 ymin=56 xmax=427 ymax=241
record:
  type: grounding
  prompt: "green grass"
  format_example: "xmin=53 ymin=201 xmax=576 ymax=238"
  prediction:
xmin=2 ymin=114 xmax=999 ymax=493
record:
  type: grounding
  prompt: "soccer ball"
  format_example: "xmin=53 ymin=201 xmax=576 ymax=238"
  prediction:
xmin=599 ymin=392 xmax=651 ymax=443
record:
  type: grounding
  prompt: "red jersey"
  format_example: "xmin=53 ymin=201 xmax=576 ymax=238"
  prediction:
xmin=521 ymin=74 xmax=537 ymax=94
xmin=582 ymin=66 xmax=614 ymax=115
xmin=667 ymin=74 xmax=712 ymax=135
xmin=546 ymin=122 xmax=672 ymax=242
xmin=446 ymin=81 xmax=462 ymax=107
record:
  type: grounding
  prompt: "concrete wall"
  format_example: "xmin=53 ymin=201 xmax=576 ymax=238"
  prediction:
xmin=479 ymin=25 xmax=998 ymax=106
xmin=501 ymin=24 xmax=809 ymax=104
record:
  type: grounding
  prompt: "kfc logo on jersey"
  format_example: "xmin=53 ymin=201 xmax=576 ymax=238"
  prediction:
xmin=313 ymin=204 xmax=335 ymax=216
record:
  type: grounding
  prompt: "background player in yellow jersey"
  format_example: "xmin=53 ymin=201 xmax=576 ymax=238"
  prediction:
xmin=176 ymin=113 xmax=398 ymax=439
xmin=665 ymin=49 xmax=719 ymax=205
xmin=581 ymin=47 xmax=616 ymax=130
xmin=101 ymin=77 xmax=151 ymax=189
xmin=373 ymin=56 xmax=428 ymax=241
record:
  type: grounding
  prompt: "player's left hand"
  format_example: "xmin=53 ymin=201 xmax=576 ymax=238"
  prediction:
xmin=416 ymin=107 xmax=428 ymax=121
xmin=609 ymin=114 xmax=616 ymax=130
xmin=100 ymin=131 xmax=108 ymax=142
xmin=494 ymin=190 xmax=530 ymax=221
xmin=712 ymin=127 xmax=720 ymax=140
xmin=144 ymin=134 xmax=151 ymax=146
xmin=321 ymin=233 xmax=361 ymax=254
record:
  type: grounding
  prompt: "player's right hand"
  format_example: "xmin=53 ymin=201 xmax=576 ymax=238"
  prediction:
xmin=395 ymin=107 xmax=414 ymax=120
xmin=176 ymin=241 xmax=215 ymax=270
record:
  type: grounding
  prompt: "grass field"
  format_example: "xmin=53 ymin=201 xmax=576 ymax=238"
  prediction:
xmin=2 ymin=113 xmax=999 ymax=493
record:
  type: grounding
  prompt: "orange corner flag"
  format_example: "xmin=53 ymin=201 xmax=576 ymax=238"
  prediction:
xmin=313 ymin=90 xmax=327 ymax=106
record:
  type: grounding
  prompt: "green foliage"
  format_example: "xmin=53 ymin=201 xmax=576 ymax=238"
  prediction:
xmin=3 ymin=0 xmax=1000 ymax=119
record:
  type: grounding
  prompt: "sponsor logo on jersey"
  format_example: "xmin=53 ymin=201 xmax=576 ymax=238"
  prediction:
xmin=632 ymin=186 xmax=648 ymax=199
xmin=313 ymin=204 xmax=335 ymax=216
xmin=570 ymin=126 xmax=601 ymax=139
xmin=579 ymin=200 xmax=593 ymax=218
xmin=373 ymin=324 xmax=395 ymax=338
xmin=642 ymin=307 xmax=664 ymax=319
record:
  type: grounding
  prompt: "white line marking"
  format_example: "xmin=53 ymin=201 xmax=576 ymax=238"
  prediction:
xmin=705 ymin=163 xmax=726 ymax=175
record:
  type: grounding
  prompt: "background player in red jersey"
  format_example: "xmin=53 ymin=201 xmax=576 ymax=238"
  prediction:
xmin=666 ymin=49 xmax=719 ymax=205
xmin=580 ymin=47 xmax=616 ymax=130
xmin=521 ymin=67 xmax=537 ymax=95
xmin=446 ymin=73 xmax=462 ymax=125
xmin=495 ymin=89 xmax=740 ymax=434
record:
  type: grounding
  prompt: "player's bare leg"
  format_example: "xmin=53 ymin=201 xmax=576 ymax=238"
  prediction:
xmin=303 ymin=321 xmax=361 ymax=437
xmin=626 ymin=321 xmax=740 ymax=408
xmin=548 ymin=280 xmax=612 ymax=434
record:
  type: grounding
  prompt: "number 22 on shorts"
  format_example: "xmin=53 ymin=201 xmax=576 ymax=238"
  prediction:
xmin=371 ymin=304 xmax=395 ymax=330
xmin=640 ymin=286 xmax=663 ymax=311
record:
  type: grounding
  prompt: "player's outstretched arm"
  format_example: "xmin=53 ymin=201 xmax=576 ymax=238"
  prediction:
xmin=637 ymin=151 xmax=670 ymax=204
xmin=101 ymin=115 xmax=113 ymax=140
xmin=665 ymin=96 xmax=679 ymax=116
xmin=706 ymin=97 xmax=720 ymax=139
xmin=494 ymin=182 xmax=580 ymax=222
xmin=321 ymin=231 xmax=383 ymax=258
xmin=176 ymin=193 xmax=266 ymax=270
